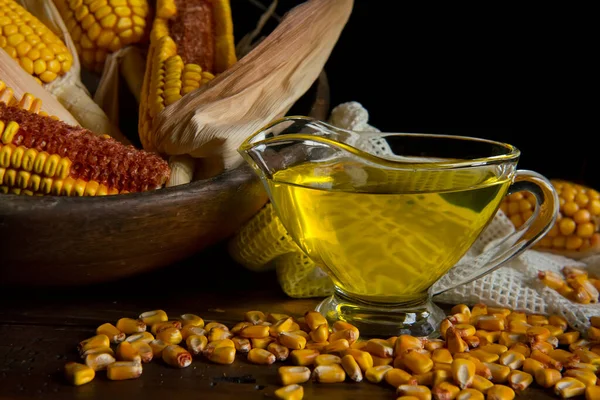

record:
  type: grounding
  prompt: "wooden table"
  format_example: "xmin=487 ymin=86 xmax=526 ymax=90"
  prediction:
xmin=0 ymin=244 xmax=557 ymax=399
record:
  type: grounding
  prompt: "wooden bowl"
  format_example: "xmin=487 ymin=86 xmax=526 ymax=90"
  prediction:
xmin=0 ymin=79 xmax=330 ymax=288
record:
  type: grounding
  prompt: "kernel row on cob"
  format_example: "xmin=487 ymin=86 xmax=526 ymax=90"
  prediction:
xmin=539 ymin=265 xmax=600 ymax=304
xmin=500 ymin=179 xmax=600 ymax=257
xmin=0 ymin=79 xmax=169 ymax=195
xmin=139 ymin=0 xmax=237 ymax=186
xmin=64 ymin=305 xmax=600 ymax=400
xmin=52 ymin=0 xmax=150 ymax=73
xmin=0 ymin=0 xmax=129 ymax=142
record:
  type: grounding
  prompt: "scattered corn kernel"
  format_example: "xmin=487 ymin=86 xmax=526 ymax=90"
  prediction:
xmin=148 ymin=339 xmax=168 ymax=358
xmin=432 ymin=382 xmax=460 ymax=400
xmin=64 ymin=362 xmax=95 ymax=386
xmin=486 ymin=384 xmax=515 ymax=400
xmin=116 ymin=341 xmax=141 ymax=363
xmin=116 ymin=318 xmax=146 ymax=335
xmin=397 ymin=384 xmax=432 ymax=400
xmin=162 ymin=345 xmax=192 ymax=368
xmin=279 ymin=366 xmax=311 ymax=385
xmin=139 ymin=310 xmax=168 ymax=326
xmin=180 ymin=314 xmax=204 ymax=328
xmin=312 ymin=363 xmax=346 ymax=383
xmin=156 ymin=327 xmax=183 ymax=345
xmin=341 ymin=354 xmax=363 ymax=382
xmin=314 ymin=354 xmax=341 ymax=366
xmin=507 ymin=370 xmax=533 ymax=391
xmin=130 ymin=341 xmax=153 ymax=363
xmin=274 ymin=384 xmax=304 ymax=400
xmin=186 ymin=335 xmax=208 ymax=355
xmin=534 ymin=368 xmax=562 ymax=388
xmin=365 ymin=365 xmax=393 ymax=383
xmin=554 ymin=377 xmax=586 ymax=399
xmin=232 ymin=337 xmax=252 ymax=354
xmin=106 ymin=361 xmax=143 ymax=381
xmin=452 ymin=358 xmax=476 ymax=389
xmin=456 ymin=388 xmax=484 ymax=400
xmin=96 ymin=323 xmax=125 ymax=344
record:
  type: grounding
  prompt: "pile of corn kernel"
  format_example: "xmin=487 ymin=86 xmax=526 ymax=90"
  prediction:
xmin=539 ymin=266 xmax=600 ymax=304
xmin=64 ymin=305 xmax=600 ymax=400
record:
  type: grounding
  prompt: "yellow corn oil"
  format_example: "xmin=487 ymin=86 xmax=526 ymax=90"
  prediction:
xmin=267 ymin=158 xmax=512 ymax=303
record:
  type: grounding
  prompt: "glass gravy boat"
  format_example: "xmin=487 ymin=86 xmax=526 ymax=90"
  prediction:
xmin=239 ymin=117 xmax=558 ymax=337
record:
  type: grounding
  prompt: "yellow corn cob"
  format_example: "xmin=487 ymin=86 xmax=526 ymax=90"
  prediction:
xmin=0 ymin=0 xmax=72 ymax=84
xmin=501 ymin=179 xmax=600 ymax=255
xmin=0 ymin=2 xmax=129 ymax=143
xmin=0 ymin=80 xmax=170 ymax=196
xmin=139 ymin=0 xmax=236 ymax=185
xmin=52 ymin=0 xmax=149 ymax=73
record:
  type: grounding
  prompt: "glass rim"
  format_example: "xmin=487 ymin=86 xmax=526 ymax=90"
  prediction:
xmin=240 ymin=116 xmax=521 ymax=170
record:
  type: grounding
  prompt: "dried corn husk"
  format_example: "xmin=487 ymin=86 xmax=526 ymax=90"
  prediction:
xmin=93 ymin=46 xmax=147 ymax=127
xmin=13 ymin=0 xmax=128 ymax=143
xmin=149 ymin=0 xmax=353 ymax=173
xmin=0 ymin=49 xmax=77 ymax=124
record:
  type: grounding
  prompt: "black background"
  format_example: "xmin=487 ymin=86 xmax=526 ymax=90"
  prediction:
xmin=240 ymin=0 xmax=592 ymax=188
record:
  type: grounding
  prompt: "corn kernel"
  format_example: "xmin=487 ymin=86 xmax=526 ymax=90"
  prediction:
xmin=312 ymin=363 xmax=345 ymax=383
xmin=64 ymin=362 xmax=95 ymax=385
xmin=397 ymin=384 xmax=432 ymax=400
xmin=279 ymin=366 xmax=311 ymax=385
xmin=549 ymin=315 xmax=569 ymax=331
xmin=569 ymin=339 xmax=591 ymax=353
xmin=116 ymin=318 xmax=146 ymax=334
xmin=274 ymin=384 xmax=304 ymax=400
xmin=432 ymin=348 xmax=453 ymax=365
xmin=155 ymin=327 xmax=182 ymax=345
xmin=239 ymin=325 xmax=269 ymax=339
xmin=267 ymin=313 xmax=291 ymax=324
xmin=204 ymin=322 xmax=228 ymax=332
xmin=482 ymin=362 xmax=511 ymax=384
xmin=451 ymin=304 xmax=471 ymax=316
xmin=414 ymin=371 xmax=434 ymax=386
xmin=471 ymin=374 xmax=494 ymax=394
xmin=469 ymin=349 xmax=499 ymax=363
xmin=432 ymin=369 xmax=452 ymax=387
xmin=309 ymin=324 xmax=329 ymax=343
xmin=424 ymin=339 xmax=445 ymax=352
xmin=289 ymin=349 xmax=319 ymax=366
xmin=78 ymin=334 xmax=110 ymax=354
xmin=270 ymin=317 xmax=294 ymax=337
xmin=343 ymin=348 xmax=374 ymax=372
xmin=279 ymin=332 xmax=307 ymax=350
xmin=573 ymin=349 xmax=600 ymax=365
xmin=323 ymin=339 xmax=350 ymax=354
xmin=403 ymin=350 xmax=434 ymax=374
xmin=534 ymin=368 xmax=562 ymax=388
xmin=328 ymin=329 xmax=358 ymax=345
xmin=507 ymin=370 xmax=533 ymax=391
xmin=151 ymin=321 xmax=182 ymax=335
xmin=247 ymin=348 xmax=276 ymax=365
xmin=340 ymin=354 xmax=363 ymax=382
xmin=130 ymin=341 xmax=153 ymax=363
xmin=251 ymin=337 xmax=276 ymax=349
xmin=84 ymin=351 xmax=116 ymax=371
xmin=454 ymin=324 xmax=476 ymax=338
xmin=96 ymin=323 xmax=125 ymax=344
xmin=452 ymin=358 xmax=476 ymax=389
xmin=372 ymin=355 xmax=393 ymax=366
xmin=498 ymin=350 xmax=526 ymax=370
xmin=106 ymin=361 xmax=143 ymax=380
xmin=314 ymin=354 xmax=341 ymax=366
xmin=185 ymin=334 xmax=208 ymax=355
xmin=432 ymin=382 xmax=460 ymax=400
xmin=586 ymin=386 xmax=600 ymax=400
xmin=206 ymin=345 xmax=234 ymax=365
xmin=486 ymin=384 xmax=515 ymax=400
xmin=244 ymin=310 xmax=265 ymax=324
xmin=80 ymin=346 xmax=114 ymax=358
xmin=365 ymin=364 xmax=393 ymax=383
xmin=115 ymin=341 xmax=141 ymax=363
xmin=509 ymin=342 xmax=531 ymax=358
xmin=180 ymin=314 xmax=204 ymax=328
xmin=447 ymin=328 xmax=469 ymax=354
xmin=139 ymin=310 xmax=168 ymax=326
xmin=180 ymin=325 xmax=205 ymax=340
xmin=563 ymin=368 xmax=597 ymax=386
xmin=208 ymin=327 xmax=233 ymax=342
xmin=228 ymin=336 xmax=250 ymax=353
xmin=554 ymin=377 xmax=586 ymax=399
xmin=456 ymin=388 xmax=484 ymax=400
xmin=305 ymin=341 xmax=329 ymax=352
xmin=149 ymin=339 xmax=168 ymax=358
xmin=305 ymin=311 xmax=328 ymax=331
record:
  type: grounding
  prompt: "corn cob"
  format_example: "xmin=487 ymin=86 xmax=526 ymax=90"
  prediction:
xmin=500 ymin=179 xmax=600 ymax=256
xmin=52 ymin=0 xmax=149 ymax=73
xmin=0 ymin=80 xmax=169 ymax=195
xmin=0 ymin=1 xmax=128 ymax=142
xmin=139 ymin=0 xmax=236 ymax=185
xmin=0 ymin=0 xmax=73 ymax=84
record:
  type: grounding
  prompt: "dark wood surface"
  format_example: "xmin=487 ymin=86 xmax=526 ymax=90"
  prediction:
xmin=0 ymin=245 xmax=556 ymax=399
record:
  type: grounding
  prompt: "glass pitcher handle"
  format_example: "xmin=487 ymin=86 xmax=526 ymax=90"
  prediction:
xmin=433 ymin=170 xmax=559 ymax=297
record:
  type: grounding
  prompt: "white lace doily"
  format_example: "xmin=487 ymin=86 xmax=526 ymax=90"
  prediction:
xmin=327 ymin=102 xmax=600 ymax=332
